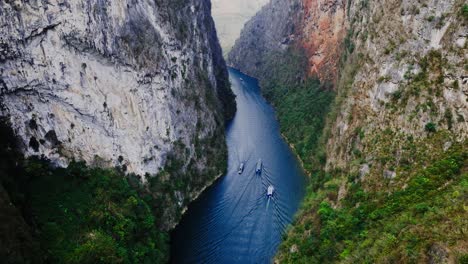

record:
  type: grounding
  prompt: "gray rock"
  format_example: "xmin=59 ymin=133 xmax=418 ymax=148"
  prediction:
xmin=383 ymin=170 xmax=397 ymax=179
xmin=228 ymin=0 xmax=302 ymax=77
xmin=428 ymin=243 xmax=449 ymax=264
xmin=0 ymin=0 xmax=235 ymax=178
xmin=212 ymin=0 xmax=269 ymax=53
xmin=0 ymin=0 xmax=237 ymax=229
xmin=359 ymin=164 xmax=370 ymax=179
xmin=443 ymin=141 xmax=452 ymax=152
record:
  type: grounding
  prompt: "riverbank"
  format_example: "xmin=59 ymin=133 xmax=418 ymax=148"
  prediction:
xmin=171 ymin=68 xmax=306 ymax=263
xmin=178 ymin=172 xmax=224 ymax=219
xmin=281 ymin=133 xmax=312 ymax=177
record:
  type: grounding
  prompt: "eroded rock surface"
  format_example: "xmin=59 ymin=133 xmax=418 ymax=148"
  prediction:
xmin=0 ymin=0 xmax=237 ymax=229
xmin=0 ymin=0 xmax=235 ymax=178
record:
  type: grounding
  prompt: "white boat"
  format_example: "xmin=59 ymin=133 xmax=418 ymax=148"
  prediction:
xmin=256 ymin=159 xmax=262 ymax=174
xmin=238 ymin=162 xmax=245 ymax=174
xmin=267 ymin=185 xmax=275 ymax=197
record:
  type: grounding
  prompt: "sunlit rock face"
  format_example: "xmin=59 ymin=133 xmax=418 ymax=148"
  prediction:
xmin=230 ymin=0 xmax=467 ymax=182
xmin=212 ymin=0 xmax=269 ymax=55
xmin=228 ymin=0 xmax=347 ymax=84
xmin=0 ymin=0 xmax=236 ymax=178
xmin=231 ymin=0 xmax=467 ymax=261
xmin=300 ymin=0 xmax=347 ymax=83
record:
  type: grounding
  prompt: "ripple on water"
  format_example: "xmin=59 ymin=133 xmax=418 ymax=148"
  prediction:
xmin=171 ymin=68 xmax=306 ymax=264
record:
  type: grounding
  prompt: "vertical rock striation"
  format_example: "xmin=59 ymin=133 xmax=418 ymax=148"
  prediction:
xmin=231 ymin=0 xmax=467 ymax=261
xmin=0 ymin=0 xmax=236 ymax=228
xmin=325 ymin=0 xmax=467 ymax=173
xmin=229 ymin=0 xmax=347 ymax=84
xmin=300 ymin=0 xmax=347 ymax=83
xmin=228 ymin=0 xmax=303 ymax=78
xmin=230 ymin=0 xmax=467 ymax=190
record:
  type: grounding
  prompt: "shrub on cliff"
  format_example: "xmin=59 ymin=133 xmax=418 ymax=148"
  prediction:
xmin=425 ymin=122 xmax=437 ymax=133
xmin=277 ymin=142 xmax=467 ymax=263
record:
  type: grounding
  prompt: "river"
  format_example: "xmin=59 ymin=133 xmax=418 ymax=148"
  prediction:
xmin=171 ymin=68 xmax=306 ymax=263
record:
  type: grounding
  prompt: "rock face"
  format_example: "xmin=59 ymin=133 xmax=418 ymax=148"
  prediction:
xmin=0 ymin=0 xmax=235 ymax=179
xmin=230 ymin=0 xmax=467 ymax=175
xmin=228 ymin=0 xmax=302 ymax=78
xmin=0 ymin=0 xmax=237 ymax=230
xmin=229 ymin=0 xmax=347 ymax=84
xmin=232 ymin=0 xmax=467 ymax=261
xmin=325 ymin=0 xmax=467 ymax=173
xmin=300 ymin=0 xmax=347 ymax=83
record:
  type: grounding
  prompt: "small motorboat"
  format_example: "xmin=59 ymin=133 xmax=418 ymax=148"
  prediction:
xmin=238 ymin=162 xmax=245 ymax=174
xmin=267 ymin=185 xmax=275 ymax=197
xmin=256 ymin=159 xmax=263 ymax=174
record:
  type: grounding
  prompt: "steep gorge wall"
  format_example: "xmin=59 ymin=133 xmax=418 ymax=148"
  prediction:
xmin=229 ymin=0 xmax=347 ymax=84
xmin=301 ymin=0 xmax=347 ymax=83
xmin=326 ymin=0 xmax=467 ymax=173
xmin=228 ymin=0 xmax=302 ymax=78
xmin=231 ymin=0 xmax=467 ymax=262
xmin=0 ymin=0 xmax=235 ymax=229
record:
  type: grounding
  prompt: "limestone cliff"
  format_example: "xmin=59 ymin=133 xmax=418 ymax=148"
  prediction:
xmin=231 ymin=0 xmax=467 ymax=262
xmin=228 ymin=0 xmax=302 ymax=78
xmin=229 ymin=0 xmax=347 ymax=84
xmin=231 ymin=0 xmax=467 ymax=139
xmin=0 ymin=0 xmax=236 ymax=229
xmin=300 ymin=0 xmax=347 ymax=83
xmin=325 ymin=0 xmax=467 ymax=176
xmin=231 ymin=0 xmax=467 ymax=200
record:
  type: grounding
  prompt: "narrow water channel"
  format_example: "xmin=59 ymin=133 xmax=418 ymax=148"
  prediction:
xmin=171 ymin=68 xmax=306 ymax=263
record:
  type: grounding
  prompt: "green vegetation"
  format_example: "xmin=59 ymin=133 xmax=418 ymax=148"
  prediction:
xmin=142 ymin=132 xmax=228 ymax=226
xmin=462 ymin=4 xmax=468 ymax=20
xmin=393 ymin=50 xmax=446 ymax=108
xmin=0 ymin=119 xmax=42 ymax=263
xmin=0 ymin=56 xmax=230 ymax=262
xmin=272 ymin=7 xmax=467 ymax=261
xmin=255 ymin=48 xmax=335 ymax=172
xmin=425 ymin=122 xmax=437 ymax=133
xmin=0 ymin=154 xmax=169 ymax=263
xmin=266 ymin=75 xmax=334 ymax=172
xmin=27 ymin=160 xmax=168 ymax=263
xmin=277 ymin=142 xmax=467 ymax=263
xmin=0 ymin=119 xmax=170 ymax=263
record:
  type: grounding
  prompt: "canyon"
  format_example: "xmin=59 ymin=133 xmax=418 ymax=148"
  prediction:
xmin=0 ymin=0 xmax=466 ymax=262
xmin=230 ymin=0 xmax=467 ymax=262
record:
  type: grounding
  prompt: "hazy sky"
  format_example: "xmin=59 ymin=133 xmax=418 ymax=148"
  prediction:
xmin=212 ymin=0 xmax=269 ymax=55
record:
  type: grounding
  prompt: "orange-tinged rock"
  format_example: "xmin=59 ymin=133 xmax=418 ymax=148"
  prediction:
xmin=300 ymin=0 xmax=347 ymax=84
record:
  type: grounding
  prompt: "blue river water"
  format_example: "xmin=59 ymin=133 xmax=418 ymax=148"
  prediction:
xmin=171 ymin=68 xmax=306 ymax=263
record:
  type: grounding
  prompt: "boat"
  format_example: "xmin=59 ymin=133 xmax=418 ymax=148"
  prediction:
xmin=267 ymin=185 xmax=275 ymax=197
xmin=238 ymin=162 xmax=245 ymax=174
xmin=256 ymin=159 xmax=262 ymax=174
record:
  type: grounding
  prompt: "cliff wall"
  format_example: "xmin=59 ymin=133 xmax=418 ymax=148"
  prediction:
xmin=230 ymin=0 xmax=467 ymax=262
xmin=0 ymin=0 xmax=237 ymax=225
